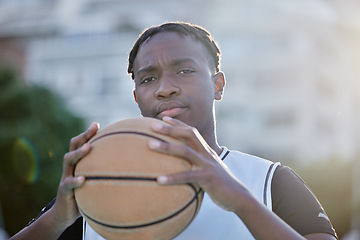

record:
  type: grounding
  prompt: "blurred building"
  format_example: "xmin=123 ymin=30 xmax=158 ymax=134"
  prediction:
xmin=0 ymin=0 xmax=359 ymax=164
xmin=1 ymin=0 xmax=359 ymax=238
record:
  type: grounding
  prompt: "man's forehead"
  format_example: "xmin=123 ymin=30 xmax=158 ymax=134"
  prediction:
xmin=135 ymin=32 xmax=208 ymax=64
xmin=132 ymin=31 xmax=215 ymax=77
xmin=139 ymin=31 xmax=191 ymax=49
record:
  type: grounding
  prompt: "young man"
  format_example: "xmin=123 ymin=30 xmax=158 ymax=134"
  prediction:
xmin=10 ymin=22 xmax=338 ymax=239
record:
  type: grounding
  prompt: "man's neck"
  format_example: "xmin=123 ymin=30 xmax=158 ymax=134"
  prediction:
xmin=200 ymin=124 xmax=222 ymax=156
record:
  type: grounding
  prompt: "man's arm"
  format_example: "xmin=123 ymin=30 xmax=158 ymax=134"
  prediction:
xmin=271 ymin=166 xmax=337 ymax=239
xmin=305 ymin=233 xmax=337 ymax=240
xmin=231 ymin=190 xmax=337 ymax=240
xmin=9 ymin=206 xmax=78 ymax=240
xmin=150 ymin=116 xmax=336 ymax=240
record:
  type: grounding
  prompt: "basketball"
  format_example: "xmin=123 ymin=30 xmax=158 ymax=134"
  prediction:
xmin=74 ymin=117 xmax=204 ymax=240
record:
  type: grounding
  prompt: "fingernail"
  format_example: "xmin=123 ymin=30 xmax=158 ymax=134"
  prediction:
xmin=89 ymin=122 xmax=100 ymax=130
xmin=157 ymin=176 xmax=168 ymax=184
xmin=163 ymin=116 xmax=172 ymax=121
xmin=82 ymin=143 xmax=90 ymax=150
xmin=151 ymin=122 xmax=163 ymax=131
xmin=148 ymin=140 xmax=161 ymax=149
xmin=77 ymin=176 xmax=85 ymax=185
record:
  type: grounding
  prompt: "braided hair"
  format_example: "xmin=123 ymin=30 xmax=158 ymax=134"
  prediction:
xmin=127 ymin=22 xmax=221 ymax=79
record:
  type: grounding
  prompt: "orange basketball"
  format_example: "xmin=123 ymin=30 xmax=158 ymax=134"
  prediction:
xmin=74 ymin=117 xmax=203 ymax=240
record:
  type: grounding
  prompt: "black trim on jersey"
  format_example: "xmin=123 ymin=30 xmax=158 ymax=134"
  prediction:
xmin=221 ymin=150 xmax=230 ymax=161
xmin=83 ymin=219 xmax=86 ymax=239
xmin=263 ymin=163 xmax=276 ymax=206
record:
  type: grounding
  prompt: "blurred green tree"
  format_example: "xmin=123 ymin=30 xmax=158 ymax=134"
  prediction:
xmin=0 ymin=67 xmax=85 ymax=236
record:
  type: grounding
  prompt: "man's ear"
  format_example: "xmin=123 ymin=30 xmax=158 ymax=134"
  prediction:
xmin=133 ymin=90 xmax=138 ymax=103
xmin=214 ymin=71 xmax=226 ymax=100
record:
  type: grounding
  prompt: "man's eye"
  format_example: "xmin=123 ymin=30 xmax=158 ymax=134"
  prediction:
xmin=178 ymin=69 xmax=195 ymax=74
xmin=141 ymin=77 xmax=156 ymax=84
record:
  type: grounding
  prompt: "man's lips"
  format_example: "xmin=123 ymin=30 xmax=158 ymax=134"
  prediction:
xmin=158 ymin=107 xmax=187 ymax=118
xmin=156 ymin=101 xmax=187 ymax=118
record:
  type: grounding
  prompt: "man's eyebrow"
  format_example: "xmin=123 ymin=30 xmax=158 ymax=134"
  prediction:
xmin=137 ymin=65 xmax=157 ymax=75
xmin=170 ymin=58 xmax=197 ymax=67
xmin=136 ymin=58 xmax=197 ymax=75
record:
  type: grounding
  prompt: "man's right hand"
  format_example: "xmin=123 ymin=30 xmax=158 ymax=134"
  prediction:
xmin=52 ymin=122 xmax=99 ymax=229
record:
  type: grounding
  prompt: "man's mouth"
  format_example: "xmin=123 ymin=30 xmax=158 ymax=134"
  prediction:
xmin=156 ymin=101 xmax=187 ymax=119
xmin=158 ymin=107 xmax=186 ymax=118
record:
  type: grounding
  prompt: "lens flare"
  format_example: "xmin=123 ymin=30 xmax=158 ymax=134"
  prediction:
xmin=11 ymin=137 xmax=40 ymax=184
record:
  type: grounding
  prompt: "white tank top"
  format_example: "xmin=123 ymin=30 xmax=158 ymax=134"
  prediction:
xmin=83 ymin=147 xmax=280 ymax=240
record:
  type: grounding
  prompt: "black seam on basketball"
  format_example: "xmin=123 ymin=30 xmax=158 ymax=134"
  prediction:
xmin=83 ymin=129 xmax=202 ymax=232
xmin=85 ymin=176 xmax=157 ymax=181
xmin=90 ymin=131 xmax=167 ymax=144
xmin=180 ymin=186 xmax=203 ymax=235
xmin=81 ymin=183 xmax=202 ymax=229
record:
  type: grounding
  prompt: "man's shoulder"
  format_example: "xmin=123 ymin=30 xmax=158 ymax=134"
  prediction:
xmin=223 ymin=148 xmax=275 ymax=168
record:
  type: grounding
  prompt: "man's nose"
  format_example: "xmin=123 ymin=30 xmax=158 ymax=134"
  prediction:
xmin=155 ymin=74 xmax=180 ymax=99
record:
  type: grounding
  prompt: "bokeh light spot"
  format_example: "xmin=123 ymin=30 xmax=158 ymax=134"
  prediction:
xmin=11 ymin=137 xmax=40 ymax=184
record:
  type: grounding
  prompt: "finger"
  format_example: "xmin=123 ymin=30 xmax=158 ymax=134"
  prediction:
xmin=151 ymin=119 xmax=206 ymax=152
xmin=148 ymin=139 xmax=203 ymax=166
xmin=62 ymin=176 xmax=86 ymax=191
xmin=152 ymin=117 xmax=191 ymax=135
xmin=69 ymin=122 xmax=99 ymax=151
xmin=63 ymin=143 xmax=91 ymax=176
xmin=157 ymin=171 xmax=198 ymax=185
xmin=162 ymin=116 xmax=187 ymax=127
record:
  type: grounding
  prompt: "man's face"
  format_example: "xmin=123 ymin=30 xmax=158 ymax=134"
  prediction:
xmin=132 ymin=31 xmax=222 ymax=134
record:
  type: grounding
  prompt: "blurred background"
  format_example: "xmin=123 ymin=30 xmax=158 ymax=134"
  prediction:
xmin=0 ymin=0 xmax=359 ymax=239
